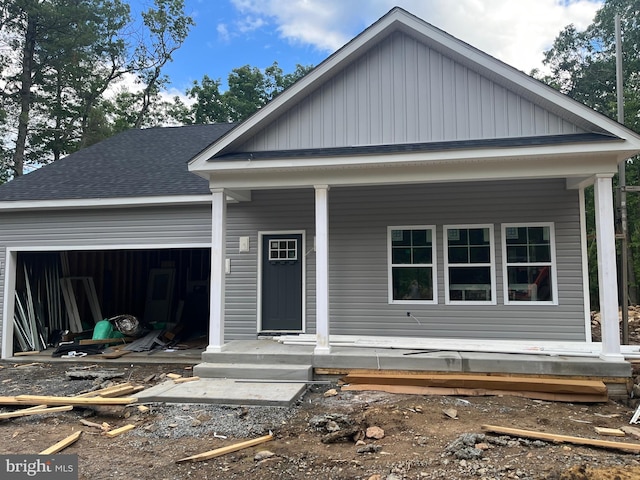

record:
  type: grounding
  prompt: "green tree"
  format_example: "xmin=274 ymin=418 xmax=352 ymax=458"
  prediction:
xmin=181 ymin=61 xmax=313 ymax=124
xmin=0 ymin=0 xmax=132 ymax=174
xmin=541 ymin=0 xmax=640 ymax=307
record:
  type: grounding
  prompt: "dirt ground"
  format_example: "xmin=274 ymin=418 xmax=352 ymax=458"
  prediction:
xmin=2 ymin=362 xmax=640 ymax=480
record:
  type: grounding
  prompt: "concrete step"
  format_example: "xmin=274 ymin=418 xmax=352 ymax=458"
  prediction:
xmin=136 ymin=378 xmax=306 ymax=407
xmin=193 ymin=362 xmax=313 ymax=381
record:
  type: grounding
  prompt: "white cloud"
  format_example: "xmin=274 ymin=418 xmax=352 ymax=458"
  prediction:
xmin=217 ymin=23 xmax=231 ymax=42
xmin=229 ymin=0 xmax=602 ymax=73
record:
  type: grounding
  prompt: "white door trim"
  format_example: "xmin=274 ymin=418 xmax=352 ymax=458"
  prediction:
xmin=257 ymin=230 xmax=306 ymax=334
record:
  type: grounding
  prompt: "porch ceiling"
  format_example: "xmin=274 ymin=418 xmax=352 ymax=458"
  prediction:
xmin=203 ymin=147 xmax=621 ymax=191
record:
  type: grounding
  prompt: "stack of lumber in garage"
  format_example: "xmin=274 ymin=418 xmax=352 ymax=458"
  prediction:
xmin=340 ymin=372 xmax=608 ymax=402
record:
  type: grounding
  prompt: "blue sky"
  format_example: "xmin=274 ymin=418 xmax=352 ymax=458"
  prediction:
xmin=128 ymin=0 xmax=604 ymax=97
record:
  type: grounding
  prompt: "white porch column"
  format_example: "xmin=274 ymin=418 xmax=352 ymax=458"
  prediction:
xmin=594 ymin=174 xmax=623 ymax=361
xmin=207 ymin=188 xmax=227 ymax=353
xmin=314 ymin=185 xmax=331 ymax=354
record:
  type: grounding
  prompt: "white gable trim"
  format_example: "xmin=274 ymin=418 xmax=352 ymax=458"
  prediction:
xmin=189 ymin=8 xmax=640 ymax=173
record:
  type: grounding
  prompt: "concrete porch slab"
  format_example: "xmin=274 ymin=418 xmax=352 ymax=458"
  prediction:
xmin=135 ymin=378 xmax=308 ymax=407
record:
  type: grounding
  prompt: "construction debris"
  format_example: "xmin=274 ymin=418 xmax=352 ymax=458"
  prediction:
xmin=104 ymin=424 xmax=135 ymax=438
xmin=39 ymin=431 xmax=82 ymax=455
xmin=12 ymin=395 xmax=137 ymax=406
xmin=482 ymin=425 xmax=640 ymax=453
xmin=0 ymin=405 xmax=73 ymax=420
xmin=594 ymin=427 xmax=625 ymax=437
xmin=340 ymin=373 xmax=609 ymax=403
xmin=176 ymin=433 xmax=274 ymax=463
xmin=173 ymin=376 xmax=199 ymax=384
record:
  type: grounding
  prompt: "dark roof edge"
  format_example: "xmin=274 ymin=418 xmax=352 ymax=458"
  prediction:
xmin=211 ymin=133 xmax=621 ymax=161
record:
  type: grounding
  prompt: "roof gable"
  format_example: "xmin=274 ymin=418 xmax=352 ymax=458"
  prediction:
xmin=238 ymin=30 xmax=587 ymax=152
xmin=189 ymin=7 xmax=640 ymax=169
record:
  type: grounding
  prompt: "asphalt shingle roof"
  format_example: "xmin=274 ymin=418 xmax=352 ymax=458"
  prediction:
xmin=0 ymin=123 xmax=235 ymax=202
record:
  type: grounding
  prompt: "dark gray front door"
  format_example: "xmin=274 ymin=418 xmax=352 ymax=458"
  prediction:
xmin=261 ymin=234 xmax=303 ymax=331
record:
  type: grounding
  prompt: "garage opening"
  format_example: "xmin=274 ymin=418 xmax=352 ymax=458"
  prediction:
xmin=12 ymin=248 xmax=210 ymax=353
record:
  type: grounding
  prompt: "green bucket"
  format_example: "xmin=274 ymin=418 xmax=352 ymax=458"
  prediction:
xmin=92 ymin=320 xmax=113 ymax=340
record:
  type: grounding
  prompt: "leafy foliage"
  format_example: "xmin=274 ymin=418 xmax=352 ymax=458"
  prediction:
xmin=540 ymin=0 xmax=640 ymax=307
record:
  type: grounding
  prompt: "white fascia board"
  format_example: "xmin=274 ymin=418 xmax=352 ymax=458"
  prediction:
xmin=208 ymin=154 xmax=620 ymax=190
xmin=196 ymin=141 xmax=631 ymax=175
xmin=0 ymin=194 xmax=213 ymax=212
xmin=188 ymin=13 xmax=410 ymax=171
xmin=189 ymin=8 xmax=640 ymax=173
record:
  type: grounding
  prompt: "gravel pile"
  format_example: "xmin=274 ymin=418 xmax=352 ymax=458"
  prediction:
xmin=134 ymin=403 xmax=299 ymax=439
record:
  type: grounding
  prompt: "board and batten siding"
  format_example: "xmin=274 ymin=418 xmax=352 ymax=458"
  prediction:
xmin=240 ymin=31 xmax=584 ymax=152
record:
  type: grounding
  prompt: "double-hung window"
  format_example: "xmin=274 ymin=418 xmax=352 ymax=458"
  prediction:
xmin=503 ymin=223 xmax=556 ymax=304
xmin=388 ymin=226 xmax=436 ymax=303
xmin=444 ymin=225 xmax=495 ymax=304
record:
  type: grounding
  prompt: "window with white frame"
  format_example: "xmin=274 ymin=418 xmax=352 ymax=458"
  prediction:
xmin=388 ymin=226 xmax=436 ymax=303
xmin=503 ymin=224 xmax=555 ymax=303
xmin=444 ymin=225 xmax=495 ymax=303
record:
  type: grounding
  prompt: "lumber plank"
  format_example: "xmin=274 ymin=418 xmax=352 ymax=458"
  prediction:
xmin=173 ymin=376 xmax=200 ymax=384
xmin=101 ymin=350 xmax=132 ymax=359
xmin=342 ymin=373 xmax=607 ymax=395
xmin=14 ymin=351 xmax=41 ymax=356
xmin=0 ymin=406 xmax=73 ymax=420
xmin=76 ymin=385 xmax=136 ymax=399
xmin=482 ymin=425 xmax=640 ymax=453
xmin=104 ymin=424 xmax=135 ymax=438
xmin=340 ymin=383 xmax=607 ymax=403
xmin=14 ymin=395 xmax=137 ymax=406
xmin=39 ymin=431 xmax=82 ymax=455
xmin=78 ymin=338 xmax=133 ymax=346
xmin=176 ymin=434 xmax=274 ymax=463
xmin=595 ymin=427 xmax=625 ymax=437
xmin=166 ymin=373 xmax=182 ymax=380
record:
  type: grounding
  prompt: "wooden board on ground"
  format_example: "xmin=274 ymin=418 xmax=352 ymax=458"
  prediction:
xmin=595 ymin=427 xmax=625 ymax=437
xmin=0 ymin=405 xmax=73 ymax=420
xmin=342 ymin=373 xmax=607 ymax=395
xmin=101 ymin=350 xmax=132 ymax=359
xmin=104 ymin=424 xmax=135 ymax=438
xmin=39 ymin=431 xmax=82 ymax=455
xmin=13 ymin=395 xmax=137 ymax=406
xmin=173 ymin=376 xmax=200 ymax=384
xmin=482 ymin=425 xmax=640 ymax=453
xmin=341 ymin=383 xmax=608 ymax=403
xmin=176 ymin=434 xmax=274 ymax=463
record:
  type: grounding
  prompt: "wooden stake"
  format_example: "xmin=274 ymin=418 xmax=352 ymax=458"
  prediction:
xmin=39 ymin=431 xmax=82 ymax=455
xmin=176 ymin=433 xmax=274 ymax=463
xmin=14 ymin=395 xmax=137 ymax=406
xmin=173 ymin=376 xmax=200 ymax=384
xmin=104 ymin=424 xmax=135 ymax=438
xmin=482 ymin=425 xmax=640 ymax=453
xmin=0 ymin=406 xmax=73 ymax=420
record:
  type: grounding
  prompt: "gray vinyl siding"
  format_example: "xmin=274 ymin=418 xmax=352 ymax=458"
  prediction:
xmin=225 ymin=190 xmax=316 ymax=339
xmin=0 ymin=179 xmax=586 ymax=351
xmin=0 ymin=205 xmax=213 ymax=351
xmin=240 ymin=31 xmax=584 ymax=151
xmin=326 ymin=179 xmax=585 ymax=341
xmin=226 ymin=179 xmax=585 ymax=342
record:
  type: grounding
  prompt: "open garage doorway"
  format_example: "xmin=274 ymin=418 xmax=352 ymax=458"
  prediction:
xmin=9 ymin=247 xmax=211 ymax=355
